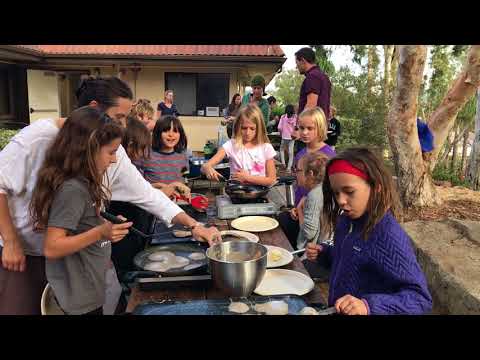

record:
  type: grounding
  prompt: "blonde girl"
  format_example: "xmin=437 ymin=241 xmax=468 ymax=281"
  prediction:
xmin=279 ymin=107 xmax=336 ymax=249
xmin=293 ymin=106 xmax=336 ymax=207
xmin=201 ymin=103 xmax=277 ymax=186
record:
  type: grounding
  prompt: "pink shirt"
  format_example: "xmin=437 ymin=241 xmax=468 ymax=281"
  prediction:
xmin=222 ymin=140 xmax=276 ymax=177
xmin=277 ymin=114 xmax=297 ymax=140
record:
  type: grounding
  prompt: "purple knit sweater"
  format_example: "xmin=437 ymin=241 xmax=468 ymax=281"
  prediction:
xmin=317 ymin=211 xmax=432 ymax=315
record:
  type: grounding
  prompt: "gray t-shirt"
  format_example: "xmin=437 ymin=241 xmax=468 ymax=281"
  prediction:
xmin=297 ymin=184 xmax=324 ymax=250
xmin=46 ymin=178 xmax=110 ymax=315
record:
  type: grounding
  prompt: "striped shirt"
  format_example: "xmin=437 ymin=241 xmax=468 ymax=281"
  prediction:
xmin=138 ymin=150 xmax=188 ymax=184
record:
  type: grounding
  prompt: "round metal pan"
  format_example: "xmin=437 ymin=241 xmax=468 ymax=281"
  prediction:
xmin=133 ymin=243 xmax=209 ymax=277
xmin=225 ymin=180 xmax=271 ymax=200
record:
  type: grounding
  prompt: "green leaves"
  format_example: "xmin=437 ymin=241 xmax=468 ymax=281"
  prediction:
xmin=270 ymin=69 xmax=303 ymax=108
xmin=0 ymin=129 xmax=18 ymax=150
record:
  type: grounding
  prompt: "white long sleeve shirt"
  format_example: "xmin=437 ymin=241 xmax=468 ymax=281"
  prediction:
xmin=0 ymin=118 xmax=183 ymax=256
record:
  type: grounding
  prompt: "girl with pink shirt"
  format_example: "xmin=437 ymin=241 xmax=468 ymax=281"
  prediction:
xmin=202 ymin=103 xmax=277 ymax=186
xmin=277 ymin=104 xmax=297 ymax=172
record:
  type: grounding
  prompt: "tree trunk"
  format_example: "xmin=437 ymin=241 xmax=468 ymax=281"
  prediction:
xmin=383 ymin=45 xmax=395 ymax=102
xmin=461 ymin=126 xmax=469 ymax=174
xmin=466 ymin=89 xmax=480 ymax=189
xmin=427 ymin=46 xmax=480 ymax=171
xmin=451 ymin=125 xmax=459 ymax=172
xmin=387 ymin=45 xmax=441 ymax=207
xmin=390 ymin=46 xmax=399 ymax=89
xmin=367 ymin=46 xmax=379 ymax=97
xmin=439 ymin=134 xmax=453 ymax=165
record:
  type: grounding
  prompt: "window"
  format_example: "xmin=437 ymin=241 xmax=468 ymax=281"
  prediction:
xmin=165 ymin=73 xmax=229 ymax=116
xmin=0 ymin=68 xmax=12 ymax=118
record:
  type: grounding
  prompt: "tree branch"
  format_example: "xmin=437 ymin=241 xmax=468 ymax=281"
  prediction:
xmin=427 ymin=45 xmax=480 ymax=170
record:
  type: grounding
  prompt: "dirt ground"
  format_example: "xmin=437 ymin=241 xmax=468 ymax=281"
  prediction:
xmin=403 ymin=185 xmax=480 ymax=222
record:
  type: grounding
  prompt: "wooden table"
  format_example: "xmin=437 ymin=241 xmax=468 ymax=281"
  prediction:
xmin=126 ymin=197 xmax=327 ymax=313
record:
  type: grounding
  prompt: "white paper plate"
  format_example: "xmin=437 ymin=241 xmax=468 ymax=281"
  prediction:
xmin=220 ymin=230 xmax=259 ymax=243
xmin=265 ymin=245 xmax=293 ymax=268
xmin=254 ymin=269 xmax=314 ymax=296
xmin=231 ymin=216 xmax=279 ymax=232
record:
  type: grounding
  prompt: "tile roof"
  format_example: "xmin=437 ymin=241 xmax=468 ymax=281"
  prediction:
xmin=16 ymin=45 xmax=285 ymax=57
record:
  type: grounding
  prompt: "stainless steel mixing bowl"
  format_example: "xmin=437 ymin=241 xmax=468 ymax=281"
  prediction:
xmin=206 ymin=240 xmax=268 ymax=297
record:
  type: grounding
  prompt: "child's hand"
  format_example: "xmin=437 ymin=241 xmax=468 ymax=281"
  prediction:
xmin=334 ymin=295 xmax=368 ymax=315
xmin=100 ymin=216 xmax=132 ymax=243
xmin=290 ymin=207 xmax=298 ymax=220
xmin=305 ymin=242 xmax=323 ymax=261
xmin=202 ymin=165 xmax=223 ymax=181
xmin=170 ymin=182 xmax=191 ymax=201
xmin=231 ymin=170 xmax=250 ymax=183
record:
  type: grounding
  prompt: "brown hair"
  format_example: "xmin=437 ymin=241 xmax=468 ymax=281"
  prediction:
xmin=298 ymin=107 xmax=328 ymax=142
xmin=123 ymin=116 xmax=151 ymax=161
xmin=322 ymin=147 xmax=401 ymax=240
xmin=233 ymin=103 xmax=270 ymax=146
xmin=30 ymin=107 xmax=124 ymax=229
xmin=301 ymin=152 xmax=329 ymax=185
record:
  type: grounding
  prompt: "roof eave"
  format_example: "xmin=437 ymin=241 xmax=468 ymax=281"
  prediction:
xmin=0 ymin=45 xmax=43 ymax=62
xmin=40 ymin=53 xmax=286 ymax=63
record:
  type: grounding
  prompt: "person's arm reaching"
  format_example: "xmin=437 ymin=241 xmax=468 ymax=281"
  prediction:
xmin=201 ymin=148 xmax=227 ymax=181
xmin=107 ymin=146 xmax=221 ymax=245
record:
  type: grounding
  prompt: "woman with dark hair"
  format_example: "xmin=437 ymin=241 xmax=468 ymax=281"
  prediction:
xmin=222 ymin=93 xmax=242 ymax=138
xmin=156 ymin=90 xmax=179 ymax=120
xmin=0 ymin=76 xmax=221 ymax=315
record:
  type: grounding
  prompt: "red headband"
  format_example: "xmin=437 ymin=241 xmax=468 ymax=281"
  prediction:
xmin=328 ymin=159 xmax=369 ymax=181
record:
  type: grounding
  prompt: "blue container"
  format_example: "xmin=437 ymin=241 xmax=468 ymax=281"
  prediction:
xmin=188 ymin=157 xmax=208 ymax=178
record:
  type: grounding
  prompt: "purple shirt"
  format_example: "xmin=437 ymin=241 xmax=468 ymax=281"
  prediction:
xmin=293 ymin=144 xmax=336 ymax=207
xmin=298 ymin=65 xmax=331 ymax=117
xmin=317 ymin=212 xmax=432 ymax=315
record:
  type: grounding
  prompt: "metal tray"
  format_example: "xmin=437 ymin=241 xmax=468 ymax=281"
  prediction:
xmin=133 ymin=243 xmax=209 ymax=277
xmin=132 ymin=295 xmax=328 ymax=315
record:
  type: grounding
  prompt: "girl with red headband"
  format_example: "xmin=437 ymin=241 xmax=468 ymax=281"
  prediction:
xmin=306 ymin=147 xmax=432 ymax=315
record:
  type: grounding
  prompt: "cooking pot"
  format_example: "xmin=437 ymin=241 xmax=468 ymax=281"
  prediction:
xmin=188 ymin=157 xmax=208 ymax=178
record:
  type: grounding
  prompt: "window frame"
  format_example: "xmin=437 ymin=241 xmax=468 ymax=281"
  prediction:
xmin=0 ymin=66 xmax=16 ymax=121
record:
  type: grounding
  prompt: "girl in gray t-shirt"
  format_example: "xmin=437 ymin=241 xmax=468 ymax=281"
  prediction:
xmin=30 ymin=107 xmax=132 ymax=315
xmin=295 ymin=152 xmax=329 ymax=250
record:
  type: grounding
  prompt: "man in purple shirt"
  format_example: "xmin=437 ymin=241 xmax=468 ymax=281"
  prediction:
xmin=295 ymin=47 xmax=331 ymax=117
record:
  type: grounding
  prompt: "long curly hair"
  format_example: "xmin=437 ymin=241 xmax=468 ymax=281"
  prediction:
xmin=322 ymin=147 xmax=401 ymax=240
xmin=30 ymin=106 xmax=124 ymax=230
